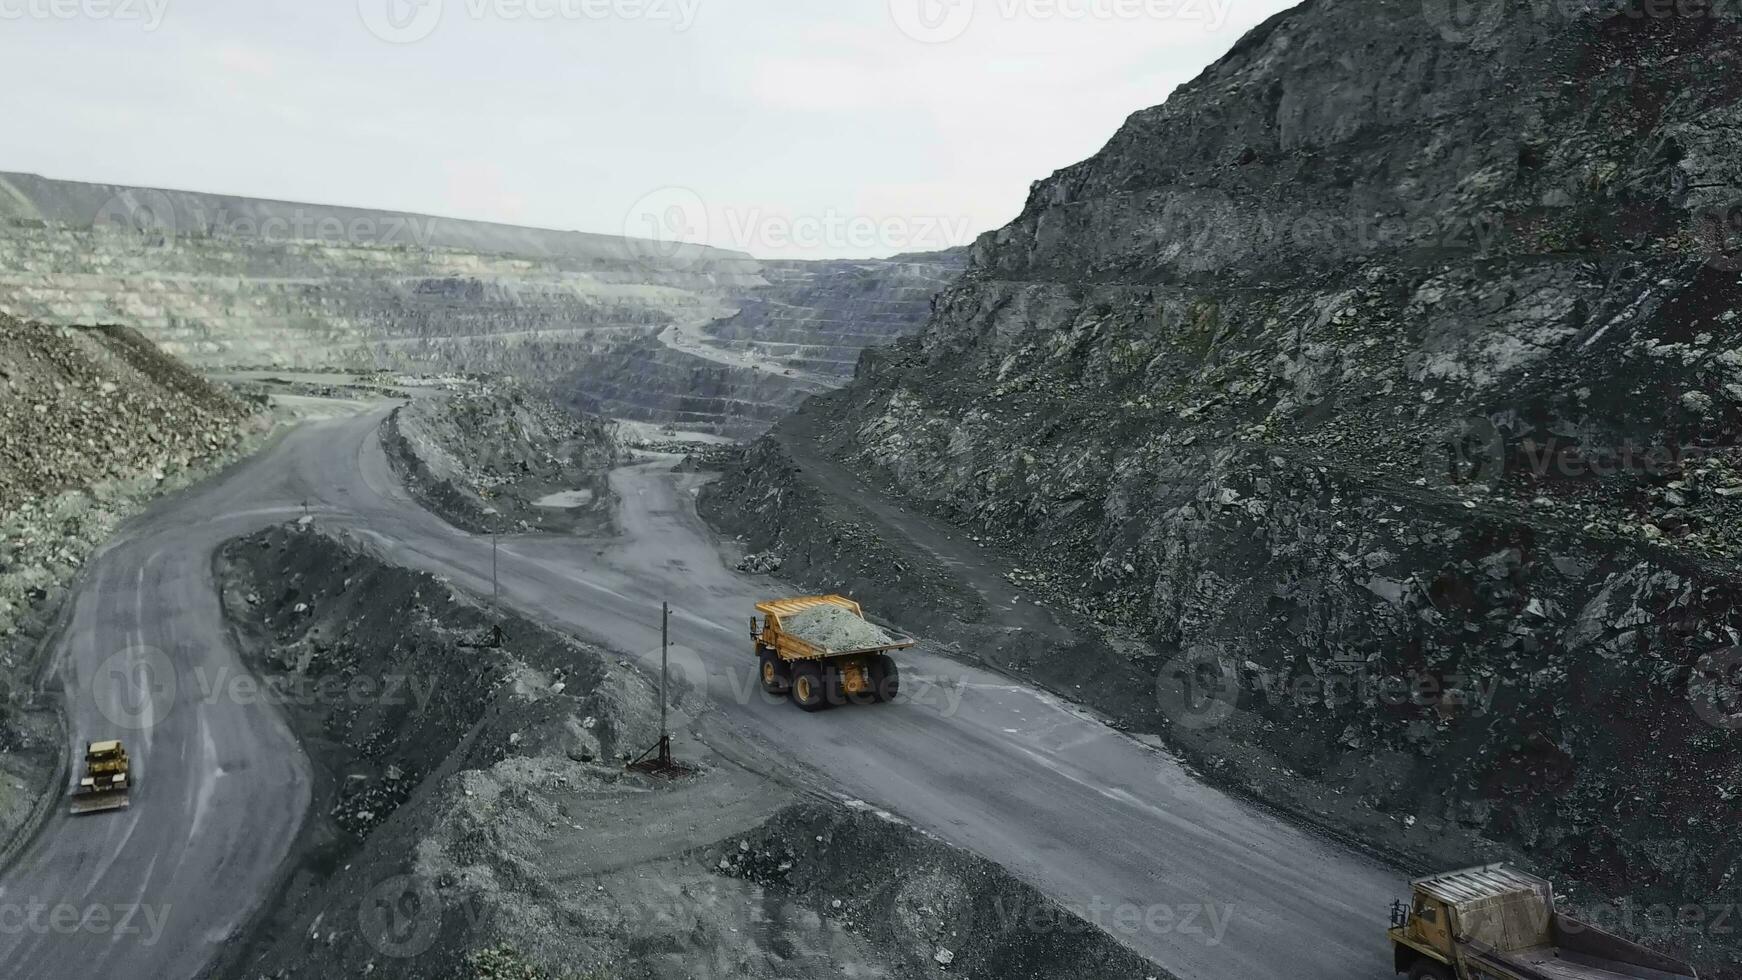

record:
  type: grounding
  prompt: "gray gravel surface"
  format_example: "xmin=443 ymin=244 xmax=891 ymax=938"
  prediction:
xmin=0 ymin=405 xmax=1402 ymax=980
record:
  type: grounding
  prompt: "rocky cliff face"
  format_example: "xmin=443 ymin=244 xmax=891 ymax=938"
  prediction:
xmin=711 ymin=0 xmax=1742 ymax=966
xmin=0 ymin=174 xmax=959 ymax=435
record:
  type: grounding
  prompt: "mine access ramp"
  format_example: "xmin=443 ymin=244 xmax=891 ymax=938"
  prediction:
xmin=753 ymin=595 xmax=915 ymax=712
xmin=69 ymin=739 xmax=132 ymax=815
xmin=1389 ymin=864 xmax=1698 ymax=980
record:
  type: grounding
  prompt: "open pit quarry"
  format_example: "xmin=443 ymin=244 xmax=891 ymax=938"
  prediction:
xmin=4 ymin=1 xmax=1741 ymax=979
xmin=0 ymin=173 xmax=961 ymax=437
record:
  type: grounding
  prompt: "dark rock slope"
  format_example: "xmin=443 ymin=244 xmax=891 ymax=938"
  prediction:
xmin=708 ymin=0 xmax=1742 ymax=968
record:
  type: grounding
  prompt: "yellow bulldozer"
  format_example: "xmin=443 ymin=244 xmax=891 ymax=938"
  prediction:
xmin=69 ymin=739 xmax=132 ymax=815
xmin=753 ymin=596 xmax=914 ymax=712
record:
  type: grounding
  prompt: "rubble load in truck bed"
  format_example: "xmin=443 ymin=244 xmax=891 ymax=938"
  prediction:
xmin=778 ymin=602 xmax=899 ymax=654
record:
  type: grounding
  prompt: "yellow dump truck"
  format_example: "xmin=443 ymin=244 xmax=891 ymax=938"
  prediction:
xmin=753 ymin=596 xmax=915 ymax=712
xmin=1390 ymin=865 xmax=1698 ymax=980
xmin=69 ymin=739 xmax=132 ymax=815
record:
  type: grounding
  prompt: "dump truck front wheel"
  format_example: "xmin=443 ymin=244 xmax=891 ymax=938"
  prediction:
xmin=1406 ymin=962 xmax=1452 ymax=980
xmin=791 ymin=664 xmax=829 ymax=712
xmin=869 ymin=654 xmax=900 ymax=703
xmin=760 ymin=652 xmax=791 ymax=695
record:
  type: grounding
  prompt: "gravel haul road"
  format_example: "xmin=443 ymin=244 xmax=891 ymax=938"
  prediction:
xmin=0 ymin=407 xmax=1400 ymax=979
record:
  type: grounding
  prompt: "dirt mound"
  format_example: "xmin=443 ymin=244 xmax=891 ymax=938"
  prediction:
xmin=382 ymin=378 xmax=623 ymax=534
xmin=211 ymin=522 xmax=655 ymax=978
xmin=0 ymin=318 xmax=252 ymax=513
xmin=0 ymin=316 xmax=261 ymax=858
xmin=721 ymin=804 xmax=1163 ymax=980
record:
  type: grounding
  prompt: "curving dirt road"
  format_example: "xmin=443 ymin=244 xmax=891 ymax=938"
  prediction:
xmin=0 ymin=406 xmax=1402 ymax=980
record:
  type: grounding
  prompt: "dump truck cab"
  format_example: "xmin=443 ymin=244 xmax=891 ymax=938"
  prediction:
xmin=70 ymin=739 xmax=132 ymax=815
xmin=753 ymin=595 xmax=915 ymax=712
xmin=1389 ymin=865 xmax=1698 ymax=980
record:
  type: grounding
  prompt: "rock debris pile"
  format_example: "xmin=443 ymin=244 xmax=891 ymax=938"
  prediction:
xmin=735 ymin=551 xmax=784 ymax=574
xmin=381 ymin=378 xmax=623 ymax=534
xmin=781 ymin=603 xmax=899 ymax=653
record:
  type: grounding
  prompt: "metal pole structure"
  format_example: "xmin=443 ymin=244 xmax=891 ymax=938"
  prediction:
xmin=492 ymin=532 xmax=500 ymax=604
xmin=628 ymin=600 xmax=681 ymax=775
xmin=660 ymin=601 xmax=670 ymax=762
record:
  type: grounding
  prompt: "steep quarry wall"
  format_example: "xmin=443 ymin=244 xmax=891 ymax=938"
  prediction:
xmin=559 ymin=332 xmax=833 ymax=437
xmin=0 ymin=174 xmax=961 ymax=435
xmin=700 ymin=251 xmax=967 ymax=380
xmin=0 ymin=172 xmax=756 ymax=373
xmin=708 ymin=1 xmax=1742 ymax=969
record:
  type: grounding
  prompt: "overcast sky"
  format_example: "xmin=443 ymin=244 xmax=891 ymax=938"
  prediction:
xmin=0 ymin=0 xmax=1298 ymax=259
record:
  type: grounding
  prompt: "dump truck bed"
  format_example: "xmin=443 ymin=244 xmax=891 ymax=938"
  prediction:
xmin=756 ymin=596 xmax=915 ymax=659
xmin=1470 ymin=953 xmax=1672 ymax=980
xmin=1397 ymin=866 xmax=1699 ymax=980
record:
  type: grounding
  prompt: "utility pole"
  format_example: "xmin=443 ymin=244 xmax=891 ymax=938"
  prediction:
xmin=659 ymin=601 xmax=671 ymax=766
xmin=629 ymin=599 xmax=682 ymax=775
xmin=482 ymin=506 xmax=500 ymax=605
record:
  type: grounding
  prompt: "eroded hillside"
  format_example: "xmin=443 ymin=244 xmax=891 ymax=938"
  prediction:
xmin=708 ymin=1 xmax=1742 ymax=969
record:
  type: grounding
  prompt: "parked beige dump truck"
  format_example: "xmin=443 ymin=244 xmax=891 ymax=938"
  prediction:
xmin=1390 ymin=865 xmax=1698 ymax=980
xmin=69 ymin=739 xmax=132 ymax=815
xmin=753 ymin=595 xmax=915 ymax=712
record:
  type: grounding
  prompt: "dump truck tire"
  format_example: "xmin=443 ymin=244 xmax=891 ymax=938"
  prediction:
xmin=1407 ymin=963 xmax=1452 ymax=980
xmin=759 ymin=651 xmax=790 ymax=695
xmin=823 ymin=664 xmax=850 ymax=707
xmin=792 ymin=663 xmax=829 ymax=712
xmin=870 ymin=654 xmax=900 ymax=703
